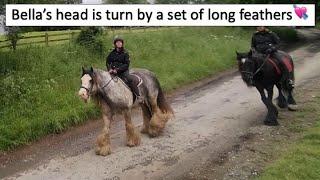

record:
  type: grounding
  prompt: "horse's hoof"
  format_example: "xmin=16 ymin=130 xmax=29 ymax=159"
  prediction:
xmin=148 ymin=126 xmax=161 ymax=138
xmin=277 ymin=101 xmax=288 ymax=109
xmin=264 ymin=120 xmax=279 ymax=126
xmin=127 ymin=133 xmax=141 ymax=147
xmin=95 ymin=146 xmax=111 ymax=156
xmin=288 ymin=104 xmax=298 ymax=111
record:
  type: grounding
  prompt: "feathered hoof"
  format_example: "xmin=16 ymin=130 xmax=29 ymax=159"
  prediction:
xmin=127 ymin=132 xmax=141 ymax=147
xmin=277 ymin=99 xmax=288 ymax=109
xmin=288 ymin=104 xmax=298 ymax=111
xmin=264 ymin=120 xmax=279 ymax=126
xmin=95 ymin=146 xmax=111 ymax=156
xmin=148 ymin=126 xmax=161 ymax=138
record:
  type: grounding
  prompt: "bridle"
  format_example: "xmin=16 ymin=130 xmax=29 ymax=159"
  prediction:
xmin=241 ymin=54 xmax=270 ymax=79
xmin=80 ymin=74 xmax=118 ymax=95
xmin=80 ymin=83 xmax=93 ymax=95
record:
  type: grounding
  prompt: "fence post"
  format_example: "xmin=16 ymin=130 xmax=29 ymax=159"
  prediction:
xmin=45 ymin=32 xmax=49 ymax=47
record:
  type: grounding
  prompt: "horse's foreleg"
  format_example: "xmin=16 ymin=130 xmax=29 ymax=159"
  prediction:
xmin=95 ymin=113 xmax=112 ymax=156
xmin=124 ymin=110 xmax=141 ymax=147
xmin=141 ymin=104 xmax=152 ymax=134
xmin=276 ymin=83 xmax=288 ymax=109
xmin=256 ymin=85 xmax=278 ymax=126
xmin=266 ymin=85 xmax=279 ymax=125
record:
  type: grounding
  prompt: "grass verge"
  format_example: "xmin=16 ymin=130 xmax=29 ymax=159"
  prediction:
xmin=258 ymin=87 xmax=320 ymax=180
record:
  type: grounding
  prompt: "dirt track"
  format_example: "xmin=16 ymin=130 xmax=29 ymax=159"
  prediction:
xmin=1 ymin=29 xmax=320 ymax=180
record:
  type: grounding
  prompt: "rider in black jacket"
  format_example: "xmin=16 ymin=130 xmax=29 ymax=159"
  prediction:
xmin=106 ymin=37 xmax=142 ymax=102
xmin=251 ymin=26 xmax=294 ymax=89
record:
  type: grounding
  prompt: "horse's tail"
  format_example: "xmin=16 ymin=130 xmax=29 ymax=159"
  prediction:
xmin=156 ymin=80 xmax=174 ymax=115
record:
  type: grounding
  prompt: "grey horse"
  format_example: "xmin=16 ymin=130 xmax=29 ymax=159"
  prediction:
xmin=78 ymin=67 xmax=174 ymax=156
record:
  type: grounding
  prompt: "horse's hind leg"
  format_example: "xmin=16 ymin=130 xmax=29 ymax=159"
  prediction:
xmin=287 ymin=88 xmax=298 ymax=111
xmin=140 ymin=104 xmax=151 ymax=134
xmin=124 ymin=110 xmax=141 ymax=147
xmin=276 ymin=83 xmax=288 ymax=109
xmin=148 ymin=96 xmax=165 ymax=137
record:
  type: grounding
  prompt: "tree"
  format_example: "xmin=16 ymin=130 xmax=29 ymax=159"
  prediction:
xmin=104 ymin=0 xmax=147 ymax=4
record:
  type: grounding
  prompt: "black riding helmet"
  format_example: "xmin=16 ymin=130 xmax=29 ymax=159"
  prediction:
xmin=113 ymin=36 xmax=124 ymax=45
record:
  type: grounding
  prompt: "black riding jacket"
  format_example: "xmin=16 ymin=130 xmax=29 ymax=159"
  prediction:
xmin=251 ymin=31 xmax=280 ymax=54
xmin=106 ymin=48 xmax=130 ymax=74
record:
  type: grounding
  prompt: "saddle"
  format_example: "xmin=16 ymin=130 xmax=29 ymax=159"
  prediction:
xmin=268 ymin=51 xmax=293 ymax=76
xmin=252 ymin=51 xmax=293 ymax=76
xmin=121 ymin=73 xmax=143 ymax=88
xmin=117 ymin=72 xmax=143 ymax=102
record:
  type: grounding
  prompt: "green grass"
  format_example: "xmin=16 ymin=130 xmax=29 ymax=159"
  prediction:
xmin=0 ymin=27 xmax=251 ymax=151
xmin=258 ymin=96 xmax=320 ymax=180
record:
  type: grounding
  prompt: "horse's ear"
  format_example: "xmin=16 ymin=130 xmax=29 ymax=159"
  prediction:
xmin=236 ymin=51 xmax=240 ymax=60
xmin=90 ymin=66 xmax=93 ymax=73
xmin=82 ymin=66 xmax=85 ymax=75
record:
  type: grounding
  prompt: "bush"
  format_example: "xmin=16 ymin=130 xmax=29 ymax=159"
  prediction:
xmin=270 ymin=27 xmax=298 ymax=43
xmin=5 ymin=26 xmax=22 ymax=50
xmin=76 ymin=27 xmax=106 ymax=55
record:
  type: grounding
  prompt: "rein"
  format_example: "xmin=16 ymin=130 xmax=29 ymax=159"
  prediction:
xmin=101 ymin=76 xmax=118 ymax=89
xmin=80 ymin=74 xmax=118 ymax=95
xmin=241 ymin=54 xmax=270 ymax=78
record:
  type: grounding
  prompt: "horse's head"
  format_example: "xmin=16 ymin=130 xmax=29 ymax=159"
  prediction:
xmin=78 ymin=66 xmax=96 ymax=103
xmin=236 ymin=50 xmax=255 ymax=86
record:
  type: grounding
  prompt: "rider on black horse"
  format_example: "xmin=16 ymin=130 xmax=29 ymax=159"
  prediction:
xmin=251 ymin=26 xmax=294 ymax=89
xmin=106 ymin=36 xmax=143 ymax=102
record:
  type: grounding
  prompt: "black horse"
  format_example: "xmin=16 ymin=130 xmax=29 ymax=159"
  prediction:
xmin=236 ymin=50 xmax=297 ymax=126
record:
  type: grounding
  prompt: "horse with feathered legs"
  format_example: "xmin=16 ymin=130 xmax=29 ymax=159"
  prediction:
xmin=78 ymin=67 xmax=174 ymax=156
xmin=236 ymin=50 xmax=298 ymax=126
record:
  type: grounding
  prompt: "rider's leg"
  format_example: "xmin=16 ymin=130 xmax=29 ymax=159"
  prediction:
xmin=122 ymin=72 xmax=143 ymax=102
xmin=271 ymin=51 xmax=292 ymax=89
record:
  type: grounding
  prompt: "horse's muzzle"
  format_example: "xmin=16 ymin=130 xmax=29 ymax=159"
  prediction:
xmin=242 ymin=74 xmax=254 ymax=86
xmin=78 ymin=89 xmax=89 ymax=103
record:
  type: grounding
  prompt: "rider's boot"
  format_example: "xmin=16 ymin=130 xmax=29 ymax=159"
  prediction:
xmin=132 ymin=85 xmax=143 ymax=103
